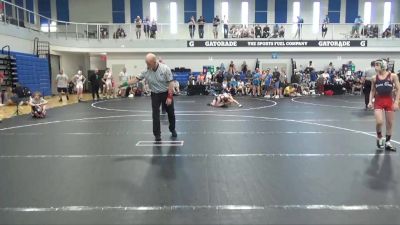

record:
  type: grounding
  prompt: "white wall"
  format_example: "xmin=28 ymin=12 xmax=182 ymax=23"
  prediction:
xmin=57 ymin=52 xmax=88 ymax=78
xmin=89 ymin=55 xmax=107 ymax=70
xmin=214 ymin=0 xmax=255 ymax=24
xmin=0 ymin=33 xmax=33 ymax=53
xmin=142 ymin=0 xmax=184 ymax=23
xmin=106 ymin=52 xmax=400 ymax=77
xmin=69 ymin=0 xmax=112 ymax=23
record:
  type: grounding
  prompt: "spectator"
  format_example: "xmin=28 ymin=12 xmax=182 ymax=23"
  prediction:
xmin=29 ymin=91 xmax=47 ymax=118
xmin=255 ymin=24 xmax=262 ymax=38
xmin=263 ymin=69 xmax=273 ymax=98
xmin=272 ymin=67 xmax=281 ymax=98
xmin=100 ymin=26 xmax=109 ymax=39
xmin=135 ymin=16 xmax=142 ymax=39
xmin=228 ymin=61 xmax=236 ymax=75
xmin=262 ymin=25 xmax=270 ymax=38
xmin=372 ymin=25 xmax=379 ymax=38
xmin=143 ymin=16 xmax=150 ymax=39
xmin=119 ymin=67 xmax=128 ymax=97
xmin=241 ymin=61 xmax=248 ymax=74
xmin=223 ymin=15 xmax=229 ymax=38
xmin=284 ymin=84 xmax=299 ymax=97
xmin=55 ymin=69 xmax=69 ymax=102
xmin=188 ymin=16 xmax=196 ymax=39
xmin=150 ymin=20 xmax=157 ymax=39
xmin=294 ymin=16 xmax=303 ymax=39
xmin=220 ymin=63 xmax=226 ymax=72
xmin=252 ymin=69 xmax=261 ymax=97
xmin=322 ymin=15 xmax=329 ymax=38
xmin=382 ymin=25 xmax=392 ymax=38
xmin=272 ymin=24 xmax=279 ymax=38
xmin=113 ymin=26 xmax=126 ymax=39
xmin=395 ymin=24 xmax=400 ymax=38
xmin=279 ymin=26 xmax=285 ymax=38
xmin=197 ymin=16 xmax=205 ymax=39
xmin=352 ymin=15 xmax=363 ymax=38
xmin=212 ymin=15 xmax=220 ymax=39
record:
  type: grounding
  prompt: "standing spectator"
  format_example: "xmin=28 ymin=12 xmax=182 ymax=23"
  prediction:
xmin=143 ymin=16 xmax=150 ymax=39
xmin=188 ymin=16 xmax=196 ymax=39
xmin=394 ymin=24 xmax=400 ymax=38
xmin=294 ymin=16 xmax=303 ymax=39
xmin=362 ymin=61 xmax=376 ymax=109
xmin=322 ymin=15 xmax=329 ymax=38
xmin=263 ymin=70 xmax=273 ymax=98
xmin=223 ymin=15 xmax=229 ymax=38
xmin=135 ymin=16 xmax=142 ymax=39
xmin=55 ymin=69 xmax=70 ymax=102
xmin=150 ymin=20 xmax=157 ymax=39
xmin=352 ymin=15 xmax=363 ymax=38
xmin=119 ymin=67 xmax=129 ymax=97
xmin=89 ymin=68 xmax=102 ymax=101
xmin=272 ymin=67 xmax=281 ymax=98
xmin=197 ymin=16 xmax=205 ymax=39
xmin=213 ymin=15 xmax=220 ymax=39
xmin=241 ymin=61 xmax=248 ymax=74
xmin=252 ymin=69 xmax=261 ymax=97
xmin=228 ymin=61 xmax=236 ymax=75
xmin=272 ymin=24 xmax=279 ymax=38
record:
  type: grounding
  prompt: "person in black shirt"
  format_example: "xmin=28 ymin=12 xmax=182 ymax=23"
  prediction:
xmin=255 ymin=24 xmax=262 ymax=38
xmin=262 ymin=25 xmax=270 ymax=38
xmin=197 ymin=16 xmax=205 ymax=39
xmin=89 ymin=68 xmax=102 ymax=101
xmin=213 ymin=15 xmax=220 ymax=39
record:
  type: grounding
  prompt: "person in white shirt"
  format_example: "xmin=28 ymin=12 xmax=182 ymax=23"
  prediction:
xmin=55 ymin=69 xmax=69 ymax=102
xmin=102 ymin=68 xmax=113 ymax=99
xmin=29 ymin=91 xmax=48 ymax=118
xmin=73 ymin=70 xmax=86 ymax=102
xmin=119 ymin=67 xmax=128 ymax=97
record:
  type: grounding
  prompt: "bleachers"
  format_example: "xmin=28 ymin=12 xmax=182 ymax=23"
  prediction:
xmin=11 ymin=52 xmax=51 ymax=96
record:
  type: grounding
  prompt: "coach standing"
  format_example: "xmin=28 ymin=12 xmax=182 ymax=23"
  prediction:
xmin=120 ymin=53 xmax=177 ymax=142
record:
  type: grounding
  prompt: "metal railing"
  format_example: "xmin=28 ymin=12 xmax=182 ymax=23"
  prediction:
xmin=1 ymin=0 xmax=400 ymax=41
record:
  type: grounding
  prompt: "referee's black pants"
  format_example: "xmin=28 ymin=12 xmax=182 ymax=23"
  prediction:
xmin=363 ymin=80 xmax=372 ymax=107
xmin=151 ymin=92 xmax=176 ymax=137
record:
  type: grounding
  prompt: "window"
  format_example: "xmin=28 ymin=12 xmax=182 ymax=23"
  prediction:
xmin=150 ymin=2 xmax=157 ymax=21
xmin=170 ymin=2 xmax=177 ymax=34
xmin=312 ymin=2 xmax=320 ymax=33
xmin=363 ymin=2 xmax=371 ymax=25
xmin=241 ymin=2 xmax=248 ymax=26
xmin=292 ymin=1 xmax=300 ymax=32
xmin=383 ymin=1 xmax=391 ymax=29
xmin=221 ymin=2 xmax=228 ymax=22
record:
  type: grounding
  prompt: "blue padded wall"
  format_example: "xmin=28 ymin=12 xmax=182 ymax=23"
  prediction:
xmin=11 ymin=52 xmax=51 ymax=96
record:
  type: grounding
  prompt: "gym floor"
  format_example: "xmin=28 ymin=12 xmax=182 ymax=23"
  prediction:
xmin=0 ymin=95 xmax=399 ymax=225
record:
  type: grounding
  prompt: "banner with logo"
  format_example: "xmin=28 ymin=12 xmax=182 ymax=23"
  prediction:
xmin=187 ymin=40 xmax=367 ymax=48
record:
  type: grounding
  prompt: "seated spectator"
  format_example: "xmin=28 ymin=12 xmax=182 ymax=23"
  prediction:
xmin=173 ymin=80 xmax=180 ymax=95
xmin=262 ymin=25 xmax=270 ymax=38
xmin=272 ymin=24 xmax=279 ymax=38
xmin=197 ymin=73 xmax=205 ymax=85
xmin=188 ymin=74 xmax=196 ymax=86
xmin=279 ymin=26 xmax=285 ymax=38
xmin=237 ymin=80 xmax=245 ymax=96
xmin=382 ymin=26 xmax=392 ymax=38
xmin=29 ymin=91 xmax=48 ymax=118
xmin=150 ymin=20 xmax=157 ymax=39
xmin=113 ymin=27 xmax=126 ymax=39
xmin=100 ymin=27 xmax=109 ymax=39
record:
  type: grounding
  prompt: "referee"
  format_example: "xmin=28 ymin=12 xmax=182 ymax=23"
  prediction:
xmin=120 ymin=53 xmax=177 ymax=142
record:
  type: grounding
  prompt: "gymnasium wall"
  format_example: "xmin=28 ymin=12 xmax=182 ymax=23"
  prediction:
xmin=106 ymin=52 xmax=400 ymax=81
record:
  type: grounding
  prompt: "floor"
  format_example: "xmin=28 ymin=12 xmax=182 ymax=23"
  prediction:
xmin=0 ymin=95 xmax=399 ymax=225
